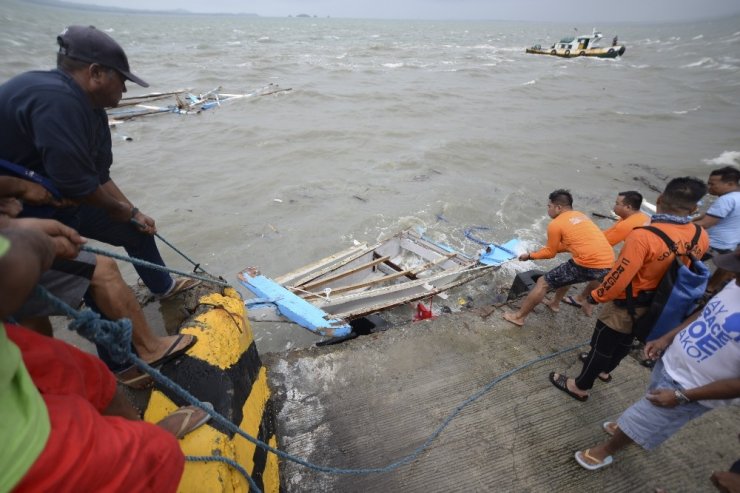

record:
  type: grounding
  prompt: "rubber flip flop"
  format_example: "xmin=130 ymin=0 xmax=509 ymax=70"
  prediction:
xmin=549 ymin=372 xmax=588 ymax=402
xmin=575 ymin=449 xmax=613 ymax=470
xmin=147 ymin=334 xmax=197 ymax=368
xmin=602 ymin=421 xmax=618 ymax=436
xmin=158 ymin=277 xmax=202 ymax=300
xmin=166 ymin=402 xmax=213 ymax=439
xmin=562 ymin=295 xmax=582 ymax=308
xmin=115 ymin=365 xmax=154 ymax=389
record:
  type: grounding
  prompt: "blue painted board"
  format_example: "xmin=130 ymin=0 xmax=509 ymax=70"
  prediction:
xmin=240 ymin=274 xmax=352 ymax=337
xmin=479 ymin=238 xmax=521 ymax=266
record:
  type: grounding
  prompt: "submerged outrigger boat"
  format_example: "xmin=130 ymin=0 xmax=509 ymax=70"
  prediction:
xmin=238 ymin=230 xmax=520 ymax=338
xmin=107 ymin=83 xmax=291 ymax=124
xmin=526 ymin=28 xmax=626 ymax=58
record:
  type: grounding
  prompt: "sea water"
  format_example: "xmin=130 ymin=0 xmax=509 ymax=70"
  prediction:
xmin=1 ymin=1 xmax=739 ymax=351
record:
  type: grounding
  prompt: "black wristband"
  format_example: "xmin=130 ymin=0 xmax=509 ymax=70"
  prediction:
xmin=587 ymin=294 xmax=598 ymax=305
xmin=130 ymin=206 xmax=139 ymax=219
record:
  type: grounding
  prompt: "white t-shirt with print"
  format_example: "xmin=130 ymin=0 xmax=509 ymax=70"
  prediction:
xmin=663 ymin=280 xmax=740 ymax=409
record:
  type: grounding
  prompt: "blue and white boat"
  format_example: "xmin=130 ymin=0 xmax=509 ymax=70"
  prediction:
xmin=238 ymin=230 xmax=520 ymax=338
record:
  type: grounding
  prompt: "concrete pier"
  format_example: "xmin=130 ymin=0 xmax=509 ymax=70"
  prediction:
xmin=263 ymin=297 xmax=737 ymax=492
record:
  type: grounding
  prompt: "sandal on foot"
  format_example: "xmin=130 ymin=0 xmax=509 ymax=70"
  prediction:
xmin=602 ymin=421 xmax=618 ymax=436
xmin=562 ymin=295 xmax=582 ymax=308
xmin=158 ymin=277 xmax=202 ymax=300
xmin=116 ymin=365 xmax=154 ymax=389
xmin=163 ymin=402 xmax=214 ymax=439
xmin=575 ymin=449 xmax=613 ymax=470
xmin=549 ymin=372 xmax=588 ymax=402
xmin=147 ymin=334 xmax=197 ymax=368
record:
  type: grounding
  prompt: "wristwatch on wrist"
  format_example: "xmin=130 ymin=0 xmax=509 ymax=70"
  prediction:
xmin=674 ymin=389 xmax=691 ymax=405
xmin=130 ymin=206 xmax=139 ymax=219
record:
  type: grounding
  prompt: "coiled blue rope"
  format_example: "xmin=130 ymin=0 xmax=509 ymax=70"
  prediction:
xmin=36 ymin=285 xmax=133 ymax=365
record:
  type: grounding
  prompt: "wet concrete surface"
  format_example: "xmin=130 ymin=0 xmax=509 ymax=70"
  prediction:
xmin=262 ymin=290 xmax=738 ymax=493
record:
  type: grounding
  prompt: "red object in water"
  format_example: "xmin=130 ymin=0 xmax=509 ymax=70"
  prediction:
xmin=414 ymin=301 xmax=434 ymax=321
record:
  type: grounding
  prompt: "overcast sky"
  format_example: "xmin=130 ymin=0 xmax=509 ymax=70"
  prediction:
xmin=63 ymin=0 xmax=740 ymax=23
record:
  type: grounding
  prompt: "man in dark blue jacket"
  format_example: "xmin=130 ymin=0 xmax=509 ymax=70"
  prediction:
xmin=0 ymin=25 xmax=197 ymax=298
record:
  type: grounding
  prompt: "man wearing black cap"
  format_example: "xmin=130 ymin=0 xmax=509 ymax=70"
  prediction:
xmin=0 ymin=25 xmax=198 ymax=299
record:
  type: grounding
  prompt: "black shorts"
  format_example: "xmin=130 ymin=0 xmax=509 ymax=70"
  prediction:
xmin=544 ymin=259 xmax=610 ymax=289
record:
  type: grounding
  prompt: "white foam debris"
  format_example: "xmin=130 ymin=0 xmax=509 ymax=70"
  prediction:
xmin=703 ymin=151 xmax=740 ymax=166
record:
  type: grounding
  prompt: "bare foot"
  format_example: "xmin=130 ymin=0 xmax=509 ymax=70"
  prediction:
xmin=502 ymin=311 xmax=525 ymax=327
xmin=581 ymin=303 xmax=594 ymax=317
xmin=543 ymin=299 xmax=560 ymax=313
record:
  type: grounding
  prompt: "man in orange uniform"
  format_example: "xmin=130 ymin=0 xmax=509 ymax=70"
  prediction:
xmin=566 ymin=191 xmax=651 ymax=308
xmin=502 ymin=190 xmax=614 ymax=327
xmin=549 ymin=177 xmax=709 ymax=401
xmin=602 ymin=191 xmax=651 ymax=246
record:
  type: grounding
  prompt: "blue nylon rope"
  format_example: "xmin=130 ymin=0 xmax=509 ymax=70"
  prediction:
xmin=130 ymin=218 xmax=208 ymax=274
xmin=80 ymin=245 xmax=228 ymax=287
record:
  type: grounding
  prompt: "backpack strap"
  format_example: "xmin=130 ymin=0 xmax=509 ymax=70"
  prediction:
xmin=623 ymin=223 xmax=701 ymax=320
xmin=639 ymin=225 xmax=678 ymax=253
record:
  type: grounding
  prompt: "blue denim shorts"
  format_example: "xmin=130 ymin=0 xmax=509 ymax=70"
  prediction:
xmin=543 ymin=259 xmax=610 ymax=289
xmin=617 ymin=359 xmax=710 ymax=450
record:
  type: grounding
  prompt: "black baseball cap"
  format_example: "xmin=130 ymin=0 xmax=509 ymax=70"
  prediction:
xmin=57 ymin=25 xmax=149 ymax=87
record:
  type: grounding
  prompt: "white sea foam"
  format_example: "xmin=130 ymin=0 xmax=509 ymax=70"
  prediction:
xmin=692 ymin=34 xmax=704 ymax=40
xmin=672 ymin=106 xmax=700 ymax=114
xmin=682 ymin=57 xmax=714 ymax=68
xmin=522 ymin=80 xmax=536 ymax=85
xmin=703 ymin=151 xmax=740 ymax=166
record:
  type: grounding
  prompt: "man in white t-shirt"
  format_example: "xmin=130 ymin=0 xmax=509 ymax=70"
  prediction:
xmin=572 ymin=246 xmax=740 ymax=471
xmin=695 ymin=166 xmax=740 ymax=293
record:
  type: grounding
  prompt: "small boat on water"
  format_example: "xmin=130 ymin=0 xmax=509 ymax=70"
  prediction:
xmin=238 ymin=230 xmax=520 ymax=338
xmin=526 ymin=28 xmax=626 ymax=58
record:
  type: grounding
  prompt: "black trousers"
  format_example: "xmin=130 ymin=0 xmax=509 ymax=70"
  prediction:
xmin=575 ymin=319 xmax=634 ymax=391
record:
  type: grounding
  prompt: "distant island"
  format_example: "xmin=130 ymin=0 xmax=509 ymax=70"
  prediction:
xmin=26 ymin=0 xmax=259 ymax=16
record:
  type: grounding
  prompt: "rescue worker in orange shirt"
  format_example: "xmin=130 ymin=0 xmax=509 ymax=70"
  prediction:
xmin=502 ymin=189 xmax=614 ymax=328
xmin=566 ymin=191 xmax=651 ymax=308
xmin=549 ymin=177 xmax=709 ymax=402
